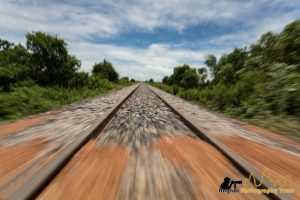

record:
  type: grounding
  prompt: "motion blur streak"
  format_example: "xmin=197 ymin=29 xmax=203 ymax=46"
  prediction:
xmin=38 ymin=85 xmax=265 ymax=200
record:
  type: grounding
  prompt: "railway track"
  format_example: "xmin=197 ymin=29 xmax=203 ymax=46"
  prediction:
xmin=1 ymin=84 xmax=293 ymax=200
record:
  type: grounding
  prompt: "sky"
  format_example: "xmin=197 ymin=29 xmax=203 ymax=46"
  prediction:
xmin=1 ymin=0 xmax=300 ymax=81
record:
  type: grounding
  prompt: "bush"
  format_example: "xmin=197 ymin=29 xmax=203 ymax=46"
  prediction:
xmin=68 ymin=72 xmax=89 ymax=89
xmin=0 ymin=86 xmax=55 ymax=120
xmin=92 ymin=59 xmax=119 ymax=82
xmin=0 ymin=82 xmax=124 ymax=121
xmin=119 ymin=77 xmax=130 ymax=85
xmin=88 ymin=76 xmax=115 ymax=90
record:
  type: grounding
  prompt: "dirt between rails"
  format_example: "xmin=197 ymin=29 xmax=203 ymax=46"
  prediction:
xmin=0 ymin=115 xmax=56 ymax=136
xmin=218 ymin=135 xmax=300 ymax=199
xmin=39 ymin=135 xmax=267 ymax=200
xmin=38 ymin=141 xmax=130 ymax=200
xmin=0 ymin=137 xmax=46 ymax=182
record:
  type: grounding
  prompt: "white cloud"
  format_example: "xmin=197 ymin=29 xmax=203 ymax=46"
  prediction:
xmin=69 ymin=42 xmax=209 ymax=81
xmin=207 ymin=8 xmax=300 ymax=50
xmin=1 ymin=0 xmax=300 ymax=81
xmin=2 ymin=0 xmax=298 ymax=39
xmin=0 ymin=1 xmax=119 ymax=42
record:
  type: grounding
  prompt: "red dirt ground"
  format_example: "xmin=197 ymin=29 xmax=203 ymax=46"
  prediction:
xmin=155 ymin=136 xmax=266 ymax=200
xmin=38 ymin=141 xmax=129 ymax=200
xmin=0 ymin=138 xmax=46 ymax=182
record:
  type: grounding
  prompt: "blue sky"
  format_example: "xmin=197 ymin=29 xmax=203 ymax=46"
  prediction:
xmin=1 ymin=0 xmax=300 ymax=81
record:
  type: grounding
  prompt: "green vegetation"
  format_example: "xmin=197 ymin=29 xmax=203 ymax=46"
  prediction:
xmin=0 ymin=32 xmax=131 ymax=122
xmin=153 ymin=20 xmax=300 ymax=141
xmin=92 ymin=59 xmax=119 ymax=82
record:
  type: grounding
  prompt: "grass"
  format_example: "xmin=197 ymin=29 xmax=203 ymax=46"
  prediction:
xmin=0 ymin=82 xmax=129 ymax=122
xmin=247 ymin=115 xmax=300 ymax=142
xmin=152 ymin=83 xmax=300 ymax=142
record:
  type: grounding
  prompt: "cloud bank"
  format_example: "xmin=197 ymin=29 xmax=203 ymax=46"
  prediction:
xmin=1 ymin=0 xmax=299 ymax=80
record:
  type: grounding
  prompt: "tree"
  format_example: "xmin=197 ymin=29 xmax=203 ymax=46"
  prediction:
xmin=204 ymin=55 xmax=217 ymax=76
xmin=0 ymin=40 xmax=30 ymax=92
xmin=250 ymin=32 xmax=276 ymax=58
xmin=179 ymin=68 xmax=199 ymax=89
xmin=275 ymin=20 xmax=300 ymax=66
xmin=130 ymin=78 xmax=136 ymax=82
xmin=168 ymin=64 xmax=200 ymax=88
xmin=155 ymin=19 xmax=300 ymax=127
xmin=198 ymin=67 xmax=208 ymax=86
xmin=162 ymin=76 xmax=169 ymax=84
xmin=167 ymin=74 xmax=174 ymax=85
xmin=214 ymin=48 xmax=248 ymax=84
xmin=68 ymin=72 xmax=89 ymax=88
xmin=92 ymin=59 xmax=119 ymax=82
xmin=0 ymin=39 xmax=14 ymax=50
xmin=119 ymin=76 xmax=129 ymax=84
xmin=26 ymin=32 xmax=80 ymax=86
xmin=121 ymin=76 xmax=129 ymax=82
xmin=173 ymin=64 xmax=190 ymax=85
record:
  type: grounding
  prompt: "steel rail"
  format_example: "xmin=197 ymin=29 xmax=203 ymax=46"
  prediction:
xmin=147 ymin=84 xmax=292 ymax=200
xmin=9 ymin=84 xmax=139 ymax=200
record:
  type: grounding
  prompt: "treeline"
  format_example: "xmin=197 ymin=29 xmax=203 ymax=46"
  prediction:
xmin=156 ymin=20 xmax=300 ymax=138
xmin=0 ymin=32 xmax=135 ymax=92
xmin=0 ymin=32 xmax=134 ymax=121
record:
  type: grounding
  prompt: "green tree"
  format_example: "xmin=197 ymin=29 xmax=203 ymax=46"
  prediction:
xmin=162 ymin=76 xmax=169 ymax=84
xmin=121 ymin=76 xmax=129 ymax=82
xmin=167 ymin=74 xmax=174 ymax=85
xmin=214 ymin=48 xmax=248 ymax=84
xmin=179 ymin=68 xmax=199 ymax=89
xmin=67 ymin=72 xmax=89 ymax=88
xmin=204 ymin=55 xmax=217 ymax=76
xmin=153 ymin=19 xmax=300 ymax=139
xmin=119 ymin=76 xmax=129 ymax=84
xmin=26 ymin=32 xmax=80 ymax=86
xmin=250 ymin=32 xmax=277 ymax=63
xmin=0 ymin=39 xmax=14 ymax=50
xmin=92 ymin=59 xmax=119 ymax=82
xmin=173 ymin=64 xmax=190 ymax=85
xmin=198 ymin=67 xmax=208 ymax=86
xmin=0 ymin=40 xmax=30 ymax=92
xmin=275 ymin=20 xmax=300 ymax=66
